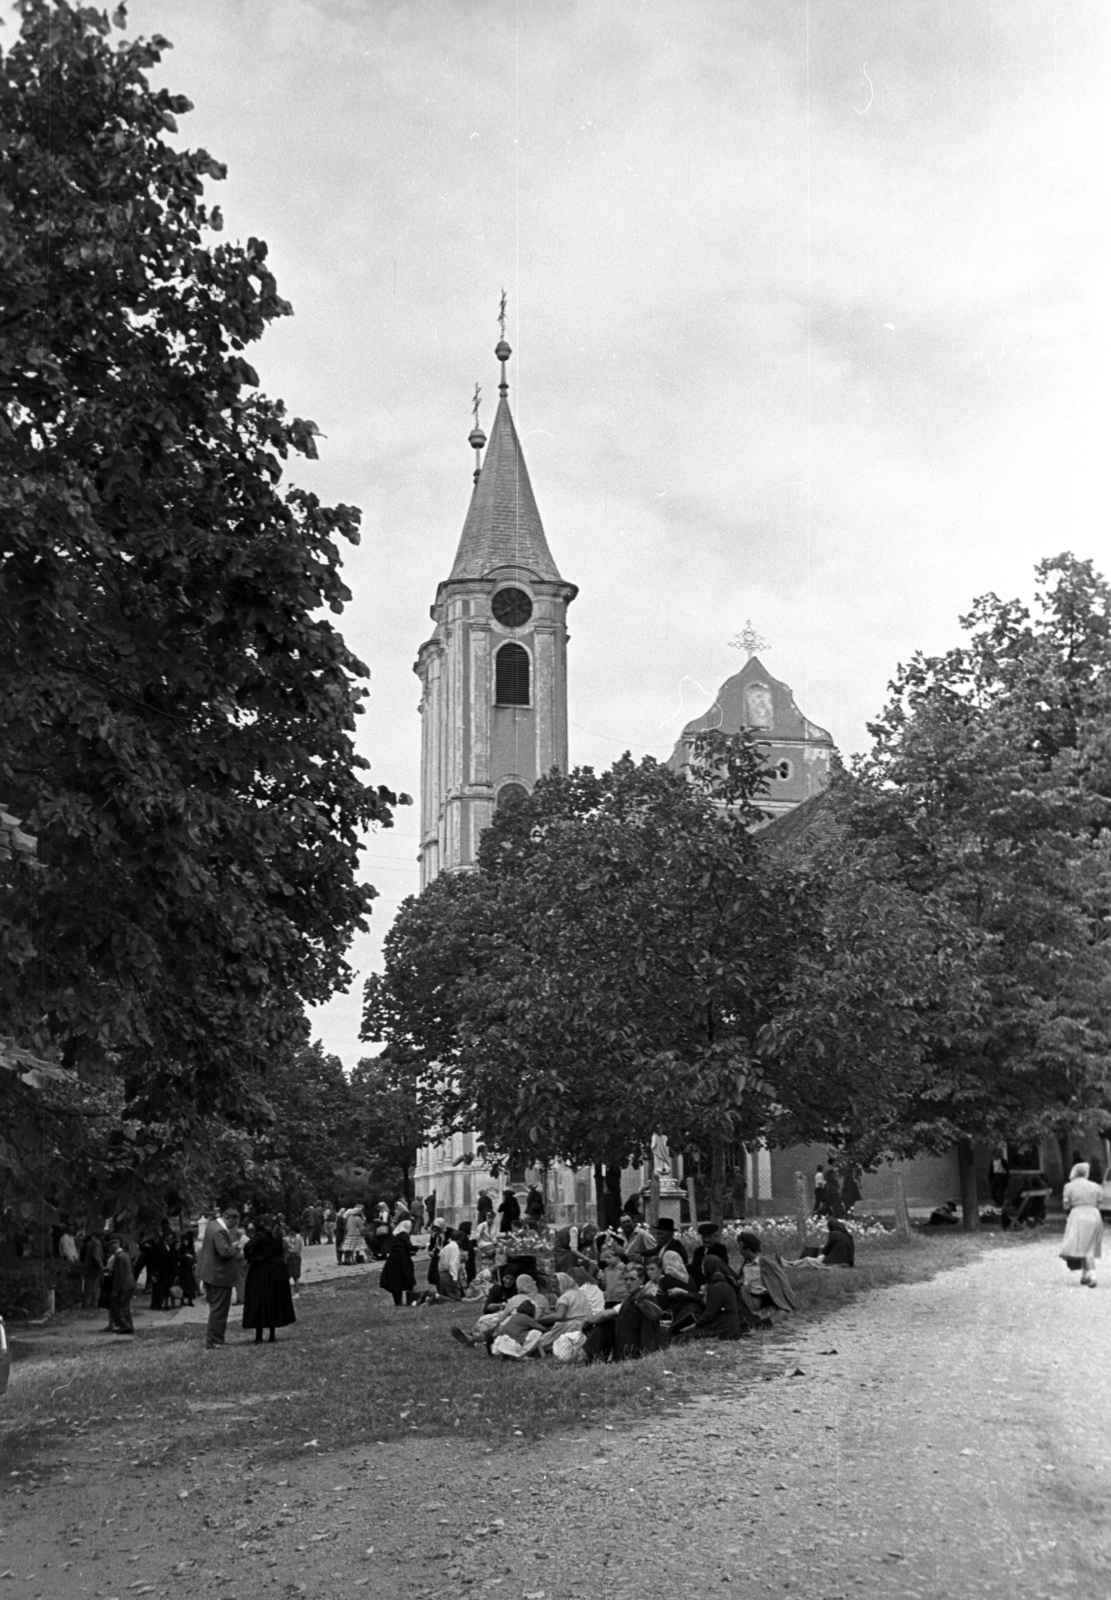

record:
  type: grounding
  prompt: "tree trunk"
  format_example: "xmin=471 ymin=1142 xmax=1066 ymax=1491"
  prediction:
xmin=710 ymin=1136 xmax=727 ymax=1225
xmin=956 ymin=1139 xmax=980 ymax=1230
xmin=729 ymin=1149 xmax=747 ymax=1220
xmin=892 ymin=1169 xmax=912 ymax=1240
xmin=794 ymin=1171 xmax=809 ymax=1254
xmin=593 ymin=1162 xmax=606 ymax=1230
xmin=604 ymin=1164 xmax=623 ymax=1229
xmin=1056 ymin=1131 xmax=1072 ymax=1190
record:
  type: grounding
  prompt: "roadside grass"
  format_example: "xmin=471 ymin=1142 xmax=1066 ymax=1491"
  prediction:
xmin=0 ymin=1228 xmax=1016 ymax=1480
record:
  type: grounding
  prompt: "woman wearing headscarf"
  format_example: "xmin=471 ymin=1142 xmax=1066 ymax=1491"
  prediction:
xmin=674 ymin=1255 xmax=743 ymax=1341
xmin=379 ymin=1218 xmax=416 ymax=1306
xmin=450 ymin=1273 xmax=546 ymax=1349
xmin=242 ymin=1217 xmax=296 ymax=1344
xmin=537 ymin=1273 xmax=606 ymax=1353
xmin=1060 ymin=1162 xmax=1104 ymax=1288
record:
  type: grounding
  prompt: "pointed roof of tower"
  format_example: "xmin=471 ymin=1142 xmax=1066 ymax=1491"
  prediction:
xmin=447 ymin=391 xmax=564 ymax=584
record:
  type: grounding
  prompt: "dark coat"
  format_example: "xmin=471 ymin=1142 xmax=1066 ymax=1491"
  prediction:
xmin=693 ymin=1275 xmax=743 ymax=1340
xmin=379 ymin=1233 xmax=416 ymax=1296
xmin=588 ymin=1287 xmax=668 ymax=1362
xmin=198 ymin=1217 xmax=239 ymax=1288
xmin=108 ymin=1249 xmax=135 ymax=1296
xmin=242 ymin=1234 xmax=296 ymax=1331
xmin=822 ymin=1229 xmax=855 ymax=1267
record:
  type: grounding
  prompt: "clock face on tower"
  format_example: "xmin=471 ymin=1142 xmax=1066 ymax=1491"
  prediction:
xmin=492 ymin=587 xmax=533 ymax=628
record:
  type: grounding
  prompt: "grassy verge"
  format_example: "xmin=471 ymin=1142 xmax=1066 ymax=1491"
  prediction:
xmin=0 ymin=1229 xmax=1011 ymax=1479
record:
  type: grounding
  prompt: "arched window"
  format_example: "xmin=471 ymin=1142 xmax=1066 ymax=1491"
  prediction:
xmin=776 ymin=759 xmax=792 ymax=781
xmin=495 ymin=643 xmax=530 ymax=706
xmin=496 ymin=782 xmax=529 ymax=812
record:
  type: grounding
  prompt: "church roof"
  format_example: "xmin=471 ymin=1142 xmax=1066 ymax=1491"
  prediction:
xmin=447 ymin=394 xmax=564 ymax=584
xmin=669 ymin=655 xmax=834 ymax=762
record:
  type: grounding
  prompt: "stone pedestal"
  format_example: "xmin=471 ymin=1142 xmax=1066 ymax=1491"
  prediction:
xmin=657 ymin=1184 xmax=684 ymax=1227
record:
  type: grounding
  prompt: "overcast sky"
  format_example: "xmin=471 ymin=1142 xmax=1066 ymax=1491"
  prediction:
xmin=132 ymin=0 xmax=1109 ymax=1067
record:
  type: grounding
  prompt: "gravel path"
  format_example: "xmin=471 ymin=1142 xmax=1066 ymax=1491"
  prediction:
xmin=2 ymin=1238 xmax=1107 ymax=1598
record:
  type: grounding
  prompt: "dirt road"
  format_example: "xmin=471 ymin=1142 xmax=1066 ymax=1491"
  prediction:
xmin=2 ymin=1239 xmax=1106 ymax=1599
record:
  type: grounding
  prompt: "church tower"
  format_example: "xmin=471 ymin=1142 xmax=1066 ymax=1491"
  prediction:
xmin=415 ymin=333 xmax=576 ymax=887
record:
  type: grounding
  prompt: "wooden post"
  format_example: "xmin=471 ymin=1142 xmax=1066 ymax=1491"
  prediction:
xmin=893 ymin=1169 xmax=912 ymax=1239
xmin=794 ymin=1171 xmax=809 ymax=1254
xmin=686 ymin=1174 xmax=698 ymax=1228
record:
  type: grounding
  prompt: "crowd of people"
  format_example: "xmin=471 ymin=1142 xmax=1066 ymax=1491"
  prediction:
xmin=49 ymin=1209 xmax=306 ymax=1342
xmin=367 ymin=1201 xmax=859 ymax=1364
xmin=441 ymin=1218 xmax=818 ymax=1363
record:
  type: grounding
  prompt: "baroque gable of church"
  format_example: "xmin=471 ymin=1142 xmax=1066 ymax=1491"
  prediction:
xmin=668 ymin=654 xmax=836 ymax=821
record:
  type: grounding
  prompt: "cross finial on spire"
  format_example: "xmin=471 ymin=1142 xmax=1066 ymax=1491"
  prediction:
xmin=494 ymin=291 xmax=512 ymax=397
xmin=728 ymin=619 xmax=769 ymax=660
xmin=467 ymin=382 xmax=486 ymax=485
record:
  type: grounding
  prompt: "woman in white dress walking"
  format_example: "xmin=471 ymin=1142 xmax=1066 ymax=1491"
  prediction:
xmin=1060 ymin=1162 xmax=1104 ymax=1288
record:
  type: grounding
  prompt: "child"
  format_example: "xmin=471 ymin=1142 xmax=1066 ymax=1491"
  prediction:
xmin=490 ymin=1299 xmax=546 ymax=1359
xmin=286 ymin=1227 xmax=304 ymax=1297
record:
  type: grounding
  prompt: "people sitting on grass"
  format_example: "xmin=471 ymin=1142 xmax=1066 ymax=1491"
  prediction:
xmin=790 ymin=1218 xmax=856 ymax=1269
xmin=737 ymin=1230 xmax=797 ymax=1320
xmin=689 ymin=1222 xmax=730 ymax=1291
xmin=450 ymin=1272 xmax=548 ymax=1350
xmin=672 ymin=1255 xmax=744 ymax=1342
xmin=580 ymin=1262 xmax=669 ymax=1363
xmin=537 ymin=1273 xmax=606 ymax=1353
xmin=491 ymin=1299 xmax=547 ymax=1359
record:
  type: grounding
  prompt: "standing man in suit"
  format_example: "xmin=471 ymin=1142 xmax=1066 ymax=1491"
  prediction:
xmin=198 ymin=1205 xmax=242 ymax=1350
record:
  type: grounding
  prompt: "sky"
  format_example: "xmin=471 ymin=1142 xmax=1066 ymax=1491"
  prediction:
xmin=130 ymin=0 xmax=1110 ymax=1068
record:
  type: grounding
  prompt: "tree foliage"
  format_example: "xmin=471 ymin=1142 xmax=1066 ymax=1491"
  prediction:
xmin=0 ymin=4 xmax=400 ymax=1143
xmin=789 ymin=554 xmax=1111 ymax=1226
xmin=365 ymin=739 xmax=830 ymax=1191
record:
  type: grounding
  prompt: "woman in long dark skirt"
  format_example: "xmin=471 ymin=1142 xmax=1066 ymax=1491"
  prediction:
xmin=242 ymin=1218 xmax=296 ymax=1344
xmin=379 ymin=1218 xmax=416 ymax=1306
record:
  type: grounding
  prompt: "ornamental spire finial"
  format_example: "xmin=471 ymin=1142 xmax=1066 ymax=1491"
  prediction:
xmin=728 ymin=619 xmax=769 ymax=660
xmin=467 ymin=382 xmax=486 ymax=485
xmin=494 ymin=289 xmax=511 ymax=396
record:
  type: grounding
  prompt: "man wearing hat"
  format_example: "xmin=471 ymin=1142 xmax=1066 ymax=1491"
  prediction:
xmin=652 ymin=1217 xmax=689 ymax=1264
xmin=103 ymin=1235 xmax=136 ymax=1335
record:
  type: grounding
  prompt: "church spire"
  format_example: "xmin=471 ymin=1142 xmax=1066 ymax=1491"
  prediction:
xmin=446 ymin=324 xmax=565 ymax=585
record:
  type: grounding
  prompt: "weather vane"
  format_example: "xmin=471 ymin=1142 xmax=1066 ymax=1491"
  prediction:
xmin=497 ymin=288 xmax=507 ymax=340
xmin=728 ymin=619 xmax=768 ymax=659
xmin=471 ymin=382 xmax=482 ymax=428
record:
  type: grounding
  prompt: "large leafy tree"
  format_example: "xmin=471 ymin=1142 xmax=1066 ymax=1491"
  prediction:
xmin=348 ymin=1055 xmax=426 ymax=1206
xmin=0 ymin=5 xmax=399 ymax=1139
xmin=838 ymin=555 xmax=1111 ymax=1222
xmin=365 ymin=740 xmax=823 ymax=1219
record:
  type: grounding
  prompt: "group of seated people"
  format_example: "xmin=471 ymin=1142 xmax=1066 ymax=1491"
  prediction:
xmin=449 ymin=1219 xmax=814 ymax=1364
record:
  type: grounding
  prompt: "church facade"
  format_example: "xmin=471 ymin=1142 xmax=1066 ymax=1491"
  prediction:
xmin=410 ymin=332 xmax=968 ymax=1223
